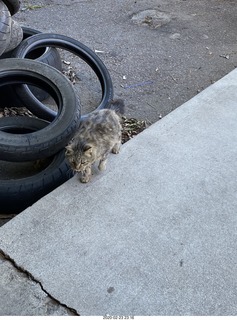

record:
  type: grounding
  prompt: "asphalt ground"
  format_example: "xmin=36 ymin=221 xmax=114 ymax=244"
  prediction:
xmin=13 ymin=0 xmax=237 ymax=123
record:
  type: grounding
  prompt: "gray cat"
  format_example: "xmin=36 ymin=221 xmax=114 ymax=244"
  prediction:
xmin=65 ymin=99 xmax=125 ymax=183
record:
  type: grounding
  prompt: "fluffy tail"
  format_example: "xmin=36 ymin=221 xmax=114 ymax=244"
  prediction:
xmin=107 ymin=99 xmax=125 ymax=115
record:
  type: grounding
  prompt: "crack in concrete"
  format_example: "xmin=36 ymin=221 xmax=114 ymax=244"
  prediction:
xmin=0 ymin=249 xmax=80 ymax=316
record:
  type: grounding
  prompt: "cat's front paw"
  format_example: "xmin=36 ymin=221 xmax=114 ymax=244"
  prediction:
xmin=80 ymin=174 xmax=91 ymax=183
xmin=112 ymin=143 xmax=120 ymax=154
xmin=112 ymin=148 xmax=119 ymax=154
xmin=79 ymin=167 xmax=92 ymax=183
xmin=80 ymin=175 xmax=91 ymax=183
xmin=98 ymin=163 xmax=106 ymax=171
xmin=98 ymin=159 xmax=107 ymax=171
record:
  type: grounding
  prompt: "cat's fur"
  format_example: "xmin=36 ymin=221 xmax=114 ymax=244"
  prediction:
xmin=65 ymin=99 xmax=125 ymax=183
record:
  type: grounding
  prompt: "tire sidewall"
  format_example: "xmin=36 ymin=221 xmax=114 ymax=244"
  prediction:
xmin=12 ymin=33 xmax=113 ymax=120
xmin=0 ymin=117 xmax=74 ymax=214
xmin=1 ymin=0 xmax=20 ymax=15
xmin=0 ymin=1 xmax=11 ymax=56
xmin=0 ymin=58 xmax=80 ymax=161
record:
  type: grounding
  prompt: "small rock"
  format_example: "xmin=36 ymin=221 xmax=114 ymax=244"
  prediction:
xmin=169 ymin=33 xmax=181 ymax=40
xmin=131 ymin=9 xmax=171 ymax=29
xmin=62 ymin=60 xmax=71 ymax=65
xmin=220 ymin=54 xmax=230 ymax=59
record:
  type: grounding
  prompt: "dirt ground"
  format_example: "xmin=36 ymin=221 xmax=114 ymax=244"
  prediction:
xmin=12 ymin=0 xmax=237 ymax=123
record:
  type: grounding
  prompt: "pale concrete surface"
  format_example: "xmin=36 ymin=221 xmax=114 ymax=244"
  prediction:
xmin=0 ymin=68 xmax=237 ymax=315
xmin=0 ymin=254 xmax=75 ymax=316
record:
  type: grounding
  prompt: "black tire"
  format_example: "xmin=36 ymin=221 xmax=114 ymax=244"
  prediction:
xmin=12 ymin=33 xmax=113 ymax=121
xmin=0 ymin=27 xmax=62 ymax=104
xmin=1 ymin=0 xmax=20 ymax=15
xmin=0 ymin=1 xmax=11 ymax=56
xmin=0 ymin=115 xmax=49 ymax=132
xmin=0 ymin=58 xmax=80 ymax=161
xmin=0 ymin=117 xmax=74 ymax=215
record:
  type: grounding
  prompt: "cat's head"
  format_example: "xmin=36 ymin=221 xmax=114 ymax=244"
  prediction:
xmin=65 ymin=143 xmax=96 ymax=172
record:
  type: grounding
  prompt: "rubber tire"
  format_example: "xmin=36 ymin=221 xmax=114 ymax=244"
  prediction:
xmin=1 ymin=0 xmax=20 ymax=15
xmin=0 ymin=27 xmax=62 ymax=104
xmin=0 ymin=117 xmax=74 ymax=215
xmin=3 ymin=19 xmax=23 ymax=53
xmin=0 ymin=58 xmax=80 ymax=161
xmin=0 ymin=1 xmax=11 ymax=56
xmin=12 ymin=33 xmax=113 ymax=121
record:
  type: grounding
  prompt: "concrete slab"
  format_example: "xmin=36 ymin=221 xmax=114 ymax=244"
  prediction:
xmin=0 ymin=68 xmax=237 ymax=316
xmin=0 ymin=254 xmax=75 ymax=316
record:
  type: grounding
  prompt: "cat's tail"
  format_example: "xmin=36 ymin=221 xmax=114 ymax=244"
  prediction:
xmin=107 ymin=99 xmax=125 ymax=115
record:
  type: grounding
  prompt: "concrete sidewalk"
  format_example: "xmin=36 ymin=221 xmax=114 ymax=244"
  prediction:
xmin=0 ymin=68 xmax=237 ymax=316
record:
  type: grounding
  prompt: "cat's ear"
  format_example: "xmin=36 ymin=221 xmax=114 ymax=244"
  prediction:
xmin=65 ymin=145 xmax=73 ymax=155
xmin=83 ymin=145 xmax=93 ymax=157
